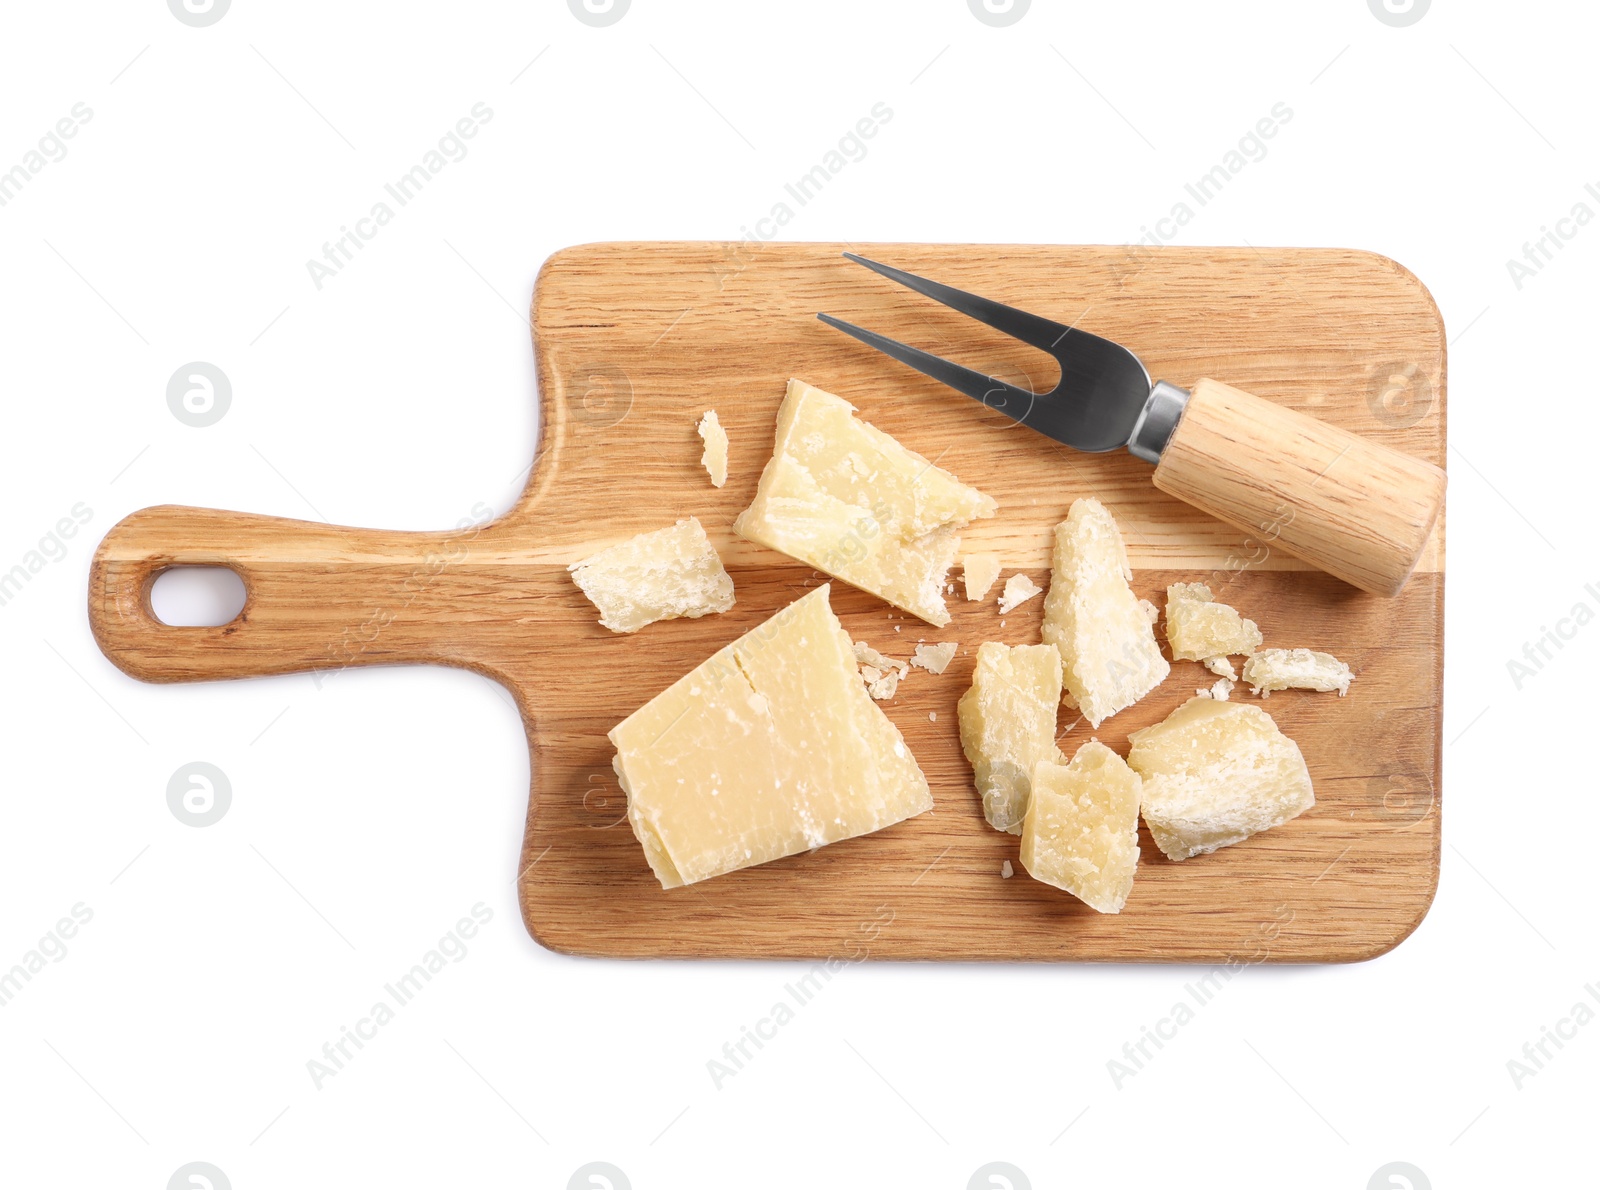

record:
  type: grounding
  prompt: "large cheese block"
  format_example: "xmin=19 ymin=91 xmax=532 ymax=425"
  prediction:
xmin=1020 ymin=741 xmax=1143 ymax=913
xmin=734 ymin=379 xmax=997 ymax=626
xmin=956 ymin=642 xmax=1064 ymax=834
xmin=1126 ymin=696 xmax=1314 ymax=861
xmin=1040 ymin=498 xmax=1169 ymax=727
xmin=609 ymin=584 xmax=933 ymax=888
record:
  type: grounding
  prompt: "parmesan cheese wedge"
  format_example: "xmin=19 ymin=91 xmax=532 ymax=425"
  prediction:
xmin=1242 ymin=648 xmax=1353 ymax=697
xmin=1164 ymin=582 xmax=1262 ymax=662
xmin=1021 ymin=741 xmax=1142 ymax=913
xmin=1040 ymin=498 xmax=1169 ymax=727
xmin=957 ymin=642 xmax=1064 ymax=834
xmin=696 ymin=409 xmax=729 ymax=487
xmin=569 ymin=516 xmax=735 ymax=634
xmin=734 ymin=379 xmax=997 ymax=626
xmin=1126 ymin=697 xmax=1314 ymax=861
xmin=610 ymin=584 xmax=933 ymax=888
xmin=962 ymin=553 xmax=1002 ymax=601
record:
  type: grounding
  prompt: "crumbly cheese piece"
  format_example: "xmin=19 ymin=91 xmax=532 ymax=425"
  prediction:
xmin=611 ymin=584 xmax=932 ymax=888
xmin=1040 ymin=499 xmax=1169 ymax=727
xmin=1164 ymin=582 xmax=1263 ymax=662
xmin=1127 ymin=697 xmax=1314 ymax=861
xmin=962 ymin=553 xmax=1002 ymax=601
xmin=1000 ymin=859 xmax=1014 ymax=879
xmin=1242 ymin=648 xmax=1353 ymax=697
xmin=956 ymin=642 xmax=1064 ymax=834
xmin=854 ymin=640 xmax=910 ymax=699
xmin=1020 ymin=741 xmax=1142 ymax=913
xmin=569 ymin=516 xmax=734 ymax=634
xmin=696 ymin=410 xmax=729 ymax=488
xmin=1209 ymin=677 xmax=1234 ymax=700
xmin=734 ymin=379 xmax=997 ymax=626
xmin=1203 ymin=655 xmax=1238 ymax=680
xmin=997 ymin=573 xmax=1043 ymax=614
xmin=853 ymin=641 xmax=898 ymax=670
xmin=863 ymin=667 xmax=902 ymax=700
xmin=910 ymin=641 xmax=958 ymax=674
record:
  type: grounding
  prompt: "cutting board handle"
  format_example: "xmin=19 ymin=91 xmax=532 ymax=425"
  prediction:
xmin=88 ymin=504 xmax=494 ymax=683
xmin=1152 ymin=378 xmax=1446 ymax=596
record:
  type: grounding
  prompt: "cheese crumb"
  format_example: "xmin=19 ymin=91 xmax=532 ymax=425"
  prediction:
xmin=1001 ymin=859 xmax=1014 ymax=879
xmin=866 ymin=671 xmax=902 ymax=700
xmin=910 ymin=641 xmax=958 ymax=674
xmin=696 ymin=410 xmax=729 ymax=488
xmin=569 ymin=517 xmax=735 ymax=634
xmin=1164 ymin=582 xmax=1262 ymax=661
xmin=854 ymin=640 xmax=910 ymax=701
xmin=1243 ymin=648 xmax=1353 ymax=697
xmin=997 ymin=573 xmax=1043 ymax=614
xmin=1040 ymin=499 xmax=1169 ymax=727
xmin=1203 ymin=656 xmax=1238 ymax=680
xmin=1195 ymin=677 xmax=1234 ymax=701
xmin=961 ymin=553 xmax=1003 ymax=601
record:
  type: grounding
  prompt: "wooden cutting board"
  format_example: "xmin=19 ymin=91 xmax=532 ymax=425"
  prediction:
xmin=89 ymin=242 xmax=1445 ymax=963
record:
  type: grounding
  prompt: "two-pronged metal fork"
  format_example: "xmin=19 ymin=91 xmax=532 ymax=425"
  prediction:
xmin=819 ymin=253 xmax=1445 ymax=596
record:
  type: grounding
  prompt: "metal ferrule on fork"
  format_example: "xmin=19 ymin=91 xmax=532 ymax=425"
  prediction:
xmin=1126 ymin=381 xmax=1190 ymax=464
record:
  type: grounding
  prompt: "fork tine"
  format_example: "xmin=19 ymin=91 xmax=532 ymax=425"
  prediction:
xmin=816 ymin=313 xmax=1037 ymax=422
xmin=842 ymin=253 xmax=1072 ymax=353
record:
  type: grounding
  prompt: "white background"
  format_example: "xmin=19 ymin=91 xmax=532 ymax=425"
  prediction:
xmin=1 ymin=1 xmax=1594 ymax=1187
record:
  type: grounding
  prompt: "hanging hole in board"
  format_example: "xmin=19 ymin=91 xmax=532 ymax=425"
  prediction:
xmin=149 ymin=566 xmax=248 ymax=627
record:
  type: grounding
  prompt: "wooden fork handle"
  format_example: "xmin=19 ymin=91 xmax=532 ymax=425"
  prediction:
xmin=1151 ymin=378 xmax=1445 ymax=596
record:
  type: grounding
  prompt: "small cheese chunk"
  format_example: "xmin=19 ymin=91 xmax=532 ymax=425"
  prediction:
xmin=1242 ymin=648 xmax=1353 ymax=697
xmin=962 ymin=553 xmax=1002 ymax=601
xmin=569 ymin=516 xmax=734 ymax=634
xmin=1164 ymin=582 xmax=1263 ymax=661
xmin=910 ymin=641 xmax=958 ymax=674
xmin=956 ymin=642 xmax=1064 ymax=834
xmin=1040 ymin=499 xmax=1169 ymax=727
xmin=610 ymin=584 xmax=933 ymax=887
xmin=1127 ymin=697 xmax=1314 ymax=861
xmin=997 ymin=573 xmax=1043 ymax=614
xmin=1203 ymin=655 xmax=1238 ymax=680
xmin=1020 ymin=741 xmax=1142 ymax=913
xmin=734 ymin=379 xmax=997 ymax=626
xmin=696 ymin=409 xmax=729 ymax=488
xmin=1000 ymin=859 xmax=1014 ymax=879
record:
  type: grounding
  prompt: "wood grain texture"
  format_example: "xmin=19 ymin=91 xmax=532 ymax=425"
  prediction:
xmin=87 ymin=242 xmax=1446 ymax=963
xmin=1154 ymin=377 xmax=1446 ymax=596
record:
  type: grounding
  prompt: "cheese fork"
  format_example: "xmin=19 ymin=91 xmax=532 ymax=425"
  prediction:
xmin=818 ymin=253 xmax=1445 ymax=597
